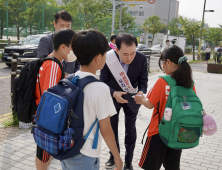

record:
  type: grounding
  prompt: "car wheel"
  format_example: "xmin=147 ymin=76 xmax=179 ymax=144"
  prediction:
xmin=6 ymin=63 xmax=11 ymax=67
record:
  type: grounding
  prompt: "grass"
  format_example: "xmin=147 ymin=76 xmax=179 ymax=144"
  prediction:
xmin=1 ymin=112 xmax=19 ymax=128
xmin=188 ymin=60 xmax=204 ymax=64
xmin=0 ymin=53 xmax=2 ymax=59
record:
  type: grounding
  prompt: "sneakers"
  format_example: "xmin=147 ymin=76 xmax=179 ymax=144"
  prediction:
xmin=105 ymin=157 xmax=115 ymax=169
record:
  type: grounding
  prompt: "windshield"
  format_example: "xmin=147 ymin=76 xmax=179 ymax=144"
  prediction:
xmin=19 ymin=36 xmax=42 ymax=45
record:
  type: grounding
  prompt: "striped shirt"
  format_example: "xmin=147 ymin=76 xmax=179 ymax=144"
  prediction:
xmin=35 ymin=60 xmax=62 ymax=105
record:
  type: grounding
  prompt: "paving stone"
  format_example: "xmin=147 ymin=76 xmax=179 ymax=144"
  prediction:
xmin=0 ymin=72 xmax=222 ymax=169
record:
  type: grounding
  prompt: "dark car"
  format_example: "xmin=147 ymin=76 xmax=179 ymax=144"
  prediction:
xmin=2 ymin=34 xmax=47 ymax=67
xmin=136 ymin=43 xmax=151 ymax=55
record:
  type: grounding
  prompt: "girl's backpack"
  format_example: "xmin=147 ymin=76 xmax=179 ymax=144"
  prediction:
xmin=158 ymin=75 xmax=203 ymax=149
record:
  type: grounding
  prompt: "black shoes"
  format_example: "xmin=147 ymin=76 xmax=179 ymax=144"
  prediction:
xmin=124 ymin=162 xmax=133 ymax=170
xmin=105 ymin=157 xmax=115 ymax=169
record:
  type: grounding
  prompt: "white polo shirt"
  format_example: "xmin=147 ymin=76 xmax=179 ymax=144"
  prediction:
xmin=75 ymin=71 xmax=117 ymax=158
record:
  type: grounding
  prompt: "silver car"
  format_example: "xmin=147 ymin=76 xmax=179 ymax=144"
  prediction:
xmin=151 ymin=44 xmax=162 ymax=55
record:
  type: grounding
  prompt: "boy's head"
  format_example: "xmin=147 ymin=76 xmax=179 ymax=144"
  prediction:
xmin=54 ymin=10 xmax=72 ymax=32
xmin=110 ymin=34 xmax=117 ymax=45
xmin=71 ymin=29 xmax=108 ymax=69
xmin=166 ymin=40 xmax=170 ymax=45
xmin=53 ymin=29 xmax=75 ymax=61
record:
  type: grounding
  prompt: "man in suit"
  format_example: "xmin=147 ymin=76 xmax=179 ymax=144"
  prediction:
xmin=37 ymin=10 xmax=79 ymax=74
xmin=100 ymin=33 xmax=148 ymax=170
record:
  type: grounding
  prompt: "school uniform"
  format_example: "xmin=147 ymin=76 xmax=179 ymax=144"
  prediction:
xmin=139 ymin=77 xmax=196 ymax=170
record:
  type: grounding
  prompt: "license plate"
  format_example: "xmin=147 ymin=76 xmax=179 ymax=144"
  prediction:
xmin=7 ymin=57 xmax=12 ymax=60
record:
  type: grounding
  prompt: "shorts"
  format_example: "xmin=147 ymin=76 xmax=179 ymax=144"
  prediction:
xmin=61 ymin=153 xmax=100 ymax=170
xmin=139 ymin=134 xmax=182 ymax=170
xmin=36 ymin=145 xmax=51 ymax=163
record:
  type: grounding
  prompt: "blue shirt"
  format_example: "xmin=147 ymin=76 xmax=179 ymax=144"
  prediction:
xmin=119 ymin=59 xmax=129 ymax=73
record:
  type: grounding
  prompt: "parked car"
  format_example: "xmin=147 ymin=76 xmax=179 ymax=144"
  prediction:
xmin=151 ymin=44 xmax=162 ymax=55
xmin=136 ymin=43 xmax=151 ymax=55
xmin=1 ymin=34 xmax=47 ymax=67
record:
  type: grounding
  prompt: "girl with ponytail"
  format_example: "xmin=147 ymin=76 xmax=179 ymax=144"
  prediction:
xmin=134 ymin=45 xmax=195 ymax=170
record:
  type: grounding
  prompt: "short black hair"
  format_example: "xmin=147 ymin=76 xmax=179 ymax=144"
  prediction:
xmin=54 ymin=10 xmax=72 ymax=23
xmin=166 ymin=40 xmax=170 ymax=42
xmin=53 ymin=29 xmax=75 ymax=51
xmin=71 ymin=29 xmax=108 ymax=66
xmin=116 ymin=33 xmax=138 ymax=50
xmin=110 ymin=34 xmax=117 ymax=42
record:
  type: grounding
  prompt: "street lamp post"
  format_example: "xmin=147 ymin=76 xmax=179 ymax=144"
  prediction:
xmin=111 ymin=0 xmax=115 ymax=35
xmin=198 ymin=0 xmax=214 ymax=57
xmin=166 ymin=0 xmax=172 ymax=40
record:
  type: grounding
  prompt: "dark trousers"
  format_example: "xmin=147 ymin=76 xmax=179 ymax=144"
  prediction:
xmin=110 ymin=103 xmax=137 ymax=163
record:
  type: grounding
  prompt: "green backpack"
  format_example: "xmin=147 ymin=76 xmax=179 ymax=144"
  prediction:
xmin=158 ymin=75 xmax=203 ymax=149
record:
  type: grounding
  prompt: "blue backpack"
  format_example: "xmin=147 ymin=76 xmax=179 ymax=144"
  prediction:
xmin=32 ymin=75 xmax=100 ymax=160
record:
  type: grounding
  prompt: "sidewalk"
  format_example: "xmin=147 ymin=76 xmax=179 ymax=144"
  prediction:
xmin=0 ymin=71 xmax=222 ymax=170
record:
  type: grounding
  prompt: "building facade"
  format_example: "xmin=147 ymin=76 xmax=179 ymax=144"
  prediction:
xmin=124 ymin=0 xmax=179 ymax=26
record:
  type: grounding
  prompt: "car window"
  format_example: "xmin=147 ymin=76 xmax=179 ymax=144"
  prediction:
xmin=19 ymin=36 xmax=42 ymax=45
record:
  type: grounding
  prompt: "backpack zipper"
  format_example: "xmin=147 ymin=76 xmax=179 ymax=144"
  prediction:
xmin=37 ymin=95 xmax=46 ymax=121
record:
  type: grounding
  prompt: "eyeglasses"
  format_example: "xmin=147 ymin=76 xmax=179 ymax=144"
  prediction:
xmin=161 ymin=60 xmax=166 ymax=67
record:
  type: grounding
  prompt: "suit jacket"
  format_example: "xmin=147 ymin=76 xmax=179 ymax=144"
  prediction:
xmin=100 ymin=51 xmax=148 ymax=113
xmin=37 ymin=33 xmax=79 ymax=73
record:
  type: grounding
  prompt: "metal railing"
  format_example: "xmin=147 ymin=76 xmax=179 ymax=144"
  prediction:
xmin=141 ymin=51 xmax=151 ymax=73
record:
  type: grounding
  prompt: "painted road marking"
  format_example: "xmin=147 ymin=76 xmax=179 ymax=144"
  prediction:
xmin=0 ymin=76 xmax=10 ymax=80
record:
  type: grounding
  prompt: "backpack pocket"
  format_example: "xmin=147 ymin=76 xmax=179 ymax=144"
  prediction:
xmin=35 ymin=92 xmax=69 ymax=134
xmin=33 ymin=127 xmax=60 ymax=155
xmin=170 ymin=116 xmax=203 ymax=149
xmin=159 ymin=119 xmax=172 ymax=145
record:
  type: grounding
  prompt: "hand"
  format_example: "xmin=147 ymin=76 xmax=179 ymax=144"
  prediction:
xmin=114 ymin=156 xmax=123 ymax=170
xmin=134 ymin=93 xmax=146 ymax=105
xmin=137 ymin=91 xmax=144 ymax=96
xmin=65 ymin=72 xmax=69 ymax=78
xmin=113 ymin=91 xmax=128 ymax=104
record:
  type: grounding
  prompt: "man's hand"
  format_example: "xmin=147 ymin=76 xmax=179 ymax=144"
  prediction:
xmin=136 ymin=91 xmax=144 ymax=96
xmin=113 ymin=91 xmax=128 ymax=103
xmin=114 ymin=156 xmax=123 ymax=170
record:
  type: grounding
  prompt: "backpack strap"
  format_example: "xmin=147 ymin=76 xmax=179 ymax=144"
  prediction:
xmin=75 ymin=76 xmax=100 ymax=89
xmin=41 ymin=56 xmax=65 ymax=80
xmin=159 ymin=75 xmax=176 ymax=87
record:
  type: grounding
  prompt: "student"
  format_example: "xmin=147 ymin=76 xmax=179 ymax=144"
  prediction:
xmin=109 ymin=34 xmax=117 ymax=51
xmin=134 ymin=45 xmax=196 ymax=170
xmin=35 ymin=29 xmax=76 ymax=170
xmin=164 ymin=40 xmax=172 ymax=49
xmin=60 ymin=30 xmax=123 ymax=170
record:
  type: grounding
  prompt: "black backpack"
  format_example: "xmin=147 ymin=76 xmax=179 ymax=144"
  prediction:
xmin=13 ymin=56 xmax=65 ymax=123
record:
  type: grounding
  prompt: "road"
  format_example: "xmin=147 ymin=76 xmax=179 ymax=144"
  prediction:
xmin=0 ymin=56 xmax=207 ymax=116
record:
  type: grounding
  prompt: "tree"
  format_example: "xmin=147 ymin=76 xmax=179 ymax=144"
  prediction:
xmin=205 ymin=27 xmax=222 ymax=46
xmin=114 ymin=7 xmax=136 ymax=33
xmin=143 ymin=15 xmax=166 ymax=45
xmin=168 ymin=18 xmax=181 ymax=36
xmin=179 ymin=16 xmax=206 ymax=60
xmin=76 ymin=0 xmax=112 ymax=29
xmin=2 ymin=0 xmax=56 ymax=40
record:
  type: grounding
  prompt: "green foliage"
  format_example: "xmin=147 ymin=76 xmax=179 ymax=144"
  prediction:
xmin=185 ymin=47 xmax=192 ymax=54
xmin=179 ymin=16 xmax=206 ymax=60
xmin=143 ymin=15 xmax=166 ymax=45
xmin=200 ymin=52 xmax=206 ymax=60
xmin=168 ymin=18 xmax=181 ymax=36
xmin=205 ymin=27 xmax=222 ymax=46
xmin=115 ymin=7 xmax=136 ymax=33
xmin=0 ymin=53 xmax=2 ymax=59
xmin=2 ymin=112 xmax=19 ymax=128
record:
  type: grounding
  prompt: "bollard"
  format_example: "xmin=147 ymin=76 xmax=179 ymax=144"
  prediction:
xmin=147 ymin=51 xmax=151 ymax=73
xmin=10 ymin=53 xmax=19 ymax=110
